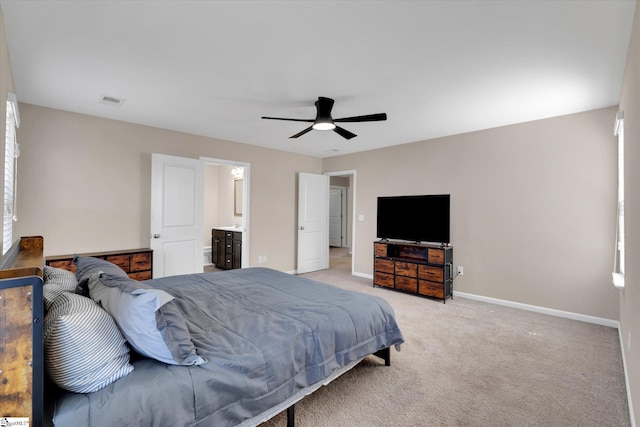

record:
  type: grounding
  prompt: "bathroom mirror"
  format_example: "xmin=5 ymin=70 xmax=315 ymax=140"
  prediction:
xmin=234 ymin=179 xmax=243 ymax=216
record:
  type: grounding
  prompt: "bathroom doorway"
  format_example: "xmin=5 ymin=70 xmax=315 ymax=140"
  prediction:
xmin=201 ymin=157 xmax=250 ymax=272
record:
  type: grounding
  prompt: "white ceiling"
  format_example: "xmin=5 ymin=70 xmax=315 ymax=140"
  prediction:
xmin=0 ymin=0 xmax=635 ymax=158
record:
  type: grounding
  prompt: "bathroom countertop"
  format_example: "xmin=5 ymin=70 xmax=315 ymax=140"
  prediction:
xmin=213 ymin=226 xmax=243 ymax=231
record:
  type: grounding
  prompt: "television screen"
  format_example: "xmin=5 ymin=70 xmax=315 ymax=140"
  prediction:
xmin=376 ymin=194 xmax=450 ymax=244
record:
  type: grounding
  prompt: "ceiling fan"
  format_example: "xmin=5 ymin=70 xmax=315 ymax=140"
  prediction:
xmin=261 ymin=97 xmax=387 ymax=140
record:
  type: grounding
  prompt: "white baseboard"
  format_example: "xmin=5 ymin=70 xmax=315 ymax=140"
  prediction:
xmin=453 ymin=291 xmax=619 ymax=328
xmin=353 ymin=271 xmax=617 ymax=328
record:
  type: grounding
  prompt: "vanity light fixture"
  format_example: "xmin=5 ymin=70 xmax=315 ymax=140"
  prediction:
xmin=231 ymin=166 xmax=244 ymax=179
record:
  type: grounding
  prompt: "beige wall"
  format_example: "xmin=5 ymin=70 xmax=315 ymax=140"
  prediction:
xmin=324 ymin=107 xmax=619 ymax=321
xmin=0 ymin=6 xmax=15 ymax=255
xmin=618 ymin=1 xmax=639 ymax=424
xmin=14 ymin=103 xmax=322 ymax=271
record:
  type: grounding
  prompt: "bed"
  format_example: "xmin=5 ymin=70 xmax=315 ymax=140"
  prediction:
xmin=1 ymin=237 xmax=404 ymax=426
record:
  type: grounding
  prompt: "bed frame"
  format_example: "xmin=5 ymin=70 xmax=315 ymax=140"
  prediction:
xmin=0 ymin=236 xmax=392 ymax=427
xmin=0 ymin=236 xmax=45 ymax=426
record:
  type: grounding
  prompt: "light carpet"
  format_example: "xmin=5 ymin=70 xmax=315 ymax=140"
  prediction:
xmin=260 ymin=250 xmax=630 ymax=426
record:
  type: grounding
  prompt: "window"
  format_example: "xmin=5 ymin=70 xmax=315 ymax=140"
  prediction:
xmin=613 ymin=111 xmax=624 ymax=288
xmin=3 ymin=93 xmax=19 ymax=255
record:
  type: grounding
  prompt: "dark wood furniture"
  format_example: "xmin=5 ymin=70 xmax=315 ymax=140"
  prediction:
xmin=46 ymin=248 xmax=153 ymax=280
xmin=0 ymin=236 xmax=44 ymax=426
xmin=212 ymin=228 xmax=242 ymax=270
xmin=373 ymin=240 xmax=453 ymax=303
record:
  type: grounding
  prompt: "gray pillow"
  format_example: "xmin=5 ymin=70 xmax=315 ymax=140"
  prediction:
xmin=88 ymin=272 xmax=205 ymax=366
xmin=74 ymin=255 xmax=128 ymax=280
xmin=43 ymin=265 xmax=78 ymax=292
xmin=74 ymin=255 xmax=129 ymax=294
xmin=44 ymin=292 xmax=133 ymax=393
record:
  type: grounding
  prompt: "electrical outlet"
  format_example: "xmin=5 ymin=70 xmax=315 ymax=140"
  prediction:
xmin=457 ymin=266 xmax=464 ymax=276
xmin=263 ymin=255 xmax=267 ymax=263
xmin=258 ymin=256 xmax=264 ymax=263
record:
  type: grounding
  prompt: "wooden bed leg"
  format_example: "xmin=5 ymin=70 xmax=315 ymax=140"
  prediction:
xmin=374 ymin=347 xmax=391 ymax=366
xmin=287 ymin=404 xmax=295 ymax=427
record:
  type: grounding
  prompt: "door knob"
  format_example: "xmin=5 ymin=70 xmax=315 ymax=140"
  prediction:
xmin=153 ymin=233 xmax=161 ymax=239
xmin=299 ymin=226 xmax=304 ymax=231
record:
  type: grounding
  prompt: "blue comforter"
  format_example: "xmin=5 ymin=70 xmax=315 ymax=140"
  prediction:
xmin=52 ymin=268 xmax=404 ymax=426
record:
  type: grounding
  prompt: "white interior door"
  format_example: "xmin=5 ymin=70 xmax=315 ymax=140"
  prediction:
xmin=297 ymin=172 xmax=329 ymax=274
xmin=151 ymin=153 xmax=204 ymax=278
xmin=329 ymin=187 xmax=343 ymax=247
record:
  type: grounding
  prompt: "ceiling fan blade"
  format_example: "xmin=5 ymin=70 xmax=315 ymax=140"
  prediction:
xmin=289 ymin=126 xmax=314 ymax=139
xmin=262 ymin=116 xmax=314 ymax=123
xmin=334 ymin=126 xmax=357 ymax=140
xmin=334 ymin=113 xmax=387 ymax=123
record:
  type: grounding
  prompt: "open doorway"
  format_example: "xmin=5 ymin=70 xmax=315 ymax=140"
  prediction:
xmin=326 ymin=170 xmax=356 ymax=274
xmin=200 ymin=157 xmax=250 ymax=272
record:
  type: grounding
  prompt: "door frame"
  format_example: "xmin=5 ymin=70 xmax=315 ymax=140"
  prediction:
xmin=329 ymin=185 xmax=348 ymax=248
xmin=200 ymin=156 xmax=250 ymax=269
xmin=325 ymin=170 xmax=356 ymax=274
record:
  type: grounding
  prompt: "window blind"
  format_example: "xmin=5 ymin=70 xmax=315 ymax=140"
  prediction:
xmin=613 ymin=111 xmax=624 ymax=288
xmin=3 ymin=94 xmax=19 ymax=255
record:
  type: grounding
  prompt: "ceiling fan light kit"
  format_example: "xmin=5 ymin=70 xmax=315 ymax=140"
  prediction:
xmin=312 ymin=120 xmax=336 ymax=131
xmin=262 ymin=96 xmax=387 ymax=140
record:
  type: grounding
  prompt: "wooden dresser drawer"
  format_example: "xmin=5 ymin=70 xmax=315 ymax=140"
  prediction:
xmin=106 ymin=254 xmax=130 ymax=271
xmin=374 ymin=242 xmax=387 ymax=257
xmin=418 ymin=265 xmax=444 ymax=282
xmin=375 ymin=258 xmax=394 ymax=274
xmin=427 ymin=248 xmax=445 ymax=265
xmin=374 ymin=271 xmax=394 ymax=288
xmin=419 ymin=280 xmax=444 ymax=298
xmin=395 ymin=261 xmax=417 ymax=278
xmin=47 ymin=259 xmax=75 ymax=273
xmin=130 ymin=252 xmax=152 ymax=272
xmin=128 ymin=271 xmax=152 ymax=281
xmin=396 ymin=276 xmax=417 ymax=292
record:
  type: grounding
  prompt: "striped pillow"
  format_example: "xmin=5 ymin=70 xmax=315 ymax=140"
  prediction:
xmin=43 ymin=265 xmax=78 ymax=292
xmin=44 ymin=292 xmax=133 ymax=393
xmin=43 ymin=283 xmax=66 ymax=311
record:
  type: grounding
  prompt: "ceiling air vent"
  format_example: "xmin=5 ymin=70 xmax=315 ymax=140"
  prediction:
xmin=99 ymin=95 xmax=125 ymax=107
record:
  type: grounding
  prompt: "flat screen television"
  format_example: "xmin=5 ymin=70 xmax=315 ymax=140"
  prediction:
xmin=376 ymin=194 xmax=450 ymax=244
